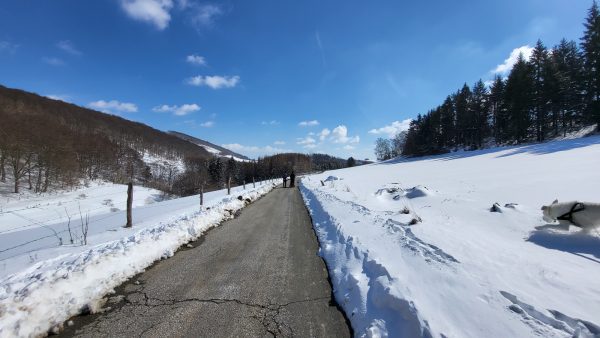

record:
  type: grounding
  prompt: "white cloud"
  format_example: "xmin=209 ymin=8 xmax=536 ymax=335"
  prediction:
xmin=57 ymin=40 xmax=82 ymax=56
xmin=221 ymin=143 xmax=289 ymax=156
xmin=368 ymin=119 xmax=412 ymax=138
xmin=186 ymin=54 xmax=206 ymax=66
xmin=343 ymin=145 xmax=355 ymax=150
xmin=296 ymin=136 xmax=316 ymax=145
xmin=153 ymin=103 xmax=200 ymax=116
xmin=298 ymin=120 xmax=320 ymax=127
xmin=318 ymin=128 xmax=330 ymax=141
xmin=199 ymin=121 xmax=214 ymax=127
xmin=191 ymin=4 xmax=223 ymax=28
xmin=89 ymin=100 xmax=138 ymax=114
xmin=331 ymin=125 xmax=360 ymax=144
xmin=261 ymin=120 xmax=280 ymax=126
xmin=42 ymin=57 xmax=65 ymax=66
xmin=274 ymin=140 xmax=286 ymax=145
xmin=303 ymin=144 xmax=318 ymax=149
xmin=187 ymin=75 xmax=240 ymax=89
xmin=120 ymin=0 xmax=173 ymax=30
xmin=492 ymin=45 xmax=534 ymax=75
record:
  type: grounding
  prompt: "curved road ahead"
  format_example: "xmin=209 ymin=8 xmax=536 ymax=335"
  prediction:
xmin=61 ymin=186 xmax=351 ymax=337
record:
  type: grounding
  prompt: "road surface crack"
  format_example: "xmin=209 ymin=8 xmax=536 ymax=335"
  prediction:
xmin=122 ymin=291 xmax=328 ymax=337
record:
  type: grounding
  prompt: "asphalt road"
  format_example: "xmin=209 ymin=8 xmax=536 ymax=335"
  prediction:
xmin=60 ymin=186 xmax=351 ymax=338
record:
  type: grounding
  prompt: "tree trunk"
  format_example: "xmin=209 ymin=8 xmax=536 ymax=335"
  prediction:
xmin=200 ymin=184 xmax=204 ymax=207
xmin=35 ymin=166 xmax=42 ymax=193
xmin=253 ymin=177 xmax=255 ymax=188
xmin=125 ymin=182 xmax=133 ymax=227
xmin=227 ymin=177 xmax=231 ymax=195
xmin=42 ymin=168 xmax=50 ymax=192
xmin=27 ymin=162 xmax=32 ymax=190
xmin=0 ymin=153 xmax=5 ymax=182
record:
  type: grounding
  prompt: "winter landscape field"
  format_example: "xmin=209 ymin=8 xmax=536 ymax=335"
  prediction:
xmin=3 ymin=0 xmax=600 ymax=337
xmin=301 ymin=134 xmax=600 ymax=337
xmin=0 ymin=180 xmax=275 ymax=337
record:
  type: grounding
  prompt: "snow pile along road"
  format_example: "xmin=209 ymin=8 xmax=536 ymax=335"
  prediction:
xmin=300 ymin=135 xmax=600 ymax=338
xmin=0 ymin=182 xmax=275 ymax=337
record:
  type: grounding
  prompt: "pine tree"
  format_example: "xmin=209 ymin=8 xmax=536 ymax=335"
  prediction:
xmin=530 ymin=39 xmax=551 ymax=141
xmin=439 ymin=96 xmax=456 ymax=149
xmin=504 ymin=53 xmax=534 ymax=142
xmin=454 ymin=84 xmax=472 ymax=146
xmin=470 ymin=80 xmax=490 ymax=148
xmin=552 ymin=39 xmax=585 ymax=134
xmin=581 ymin=0 xmax=600 ymax=127
xmin=489 ymin=76 xmax=508 ymax=143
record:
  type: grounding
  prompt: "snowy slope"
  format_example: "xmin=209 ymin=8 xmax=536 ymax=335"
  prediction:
xmin=168 ymin=131 xmax=251 ymax=161
xmin=0 ymin=180 xmax=275 ymax=337
xmin=300 ymin=135 xmax=600 ymax=338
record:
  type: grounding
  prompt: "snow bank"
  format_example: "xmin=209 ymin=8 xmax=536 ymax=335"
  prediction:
xmin=0 ymin=183 xmax=275 ymax=337
xmin=300 ymin=135 xmax=600 ymax=338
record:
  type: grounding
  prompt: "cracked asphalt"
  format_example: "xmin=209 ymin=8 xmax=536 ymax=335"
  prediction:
xmin=60 ymin=185 xmax=351 ymax=338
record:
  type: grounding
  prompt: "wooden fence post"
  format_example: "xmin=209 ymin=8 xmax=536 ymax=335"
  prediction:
xmin=227 ymin=177 xmax=231 ymax=195
xmin=200 ymin=183 xmax=204 ymax=208
xmin=243 ymin=180 xmax=246 ymax=190
xmin=253 ymin=177 xmax=255 ymax=188
xmin=125 ymin=182 xmax=133 ymax=227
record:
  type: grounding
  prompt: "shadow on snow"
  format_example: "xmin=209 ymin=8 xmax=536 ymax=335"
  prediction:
xmin=379 ymin=133 xmax=600 ymax=165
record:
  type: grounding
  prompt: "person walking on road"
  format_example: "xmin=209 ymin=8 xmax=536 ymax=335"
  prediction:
xmin=290 ymin=171 xmax=296 ymax=188
xmin=282 ymin=174 xmax=287 ymax=188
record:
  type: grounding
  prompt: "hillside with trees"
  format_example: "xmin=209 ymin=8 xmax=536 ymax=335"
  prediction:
xmin=375 ymin=2 xmax=600 ymax=160
xmin=0 ymin=85 xmax=357 ymax=196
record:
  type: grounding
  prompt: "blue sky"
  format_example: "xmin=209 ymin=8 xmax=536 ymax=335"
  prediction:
xmin=0 ymin=0 xmax=591 ymax=160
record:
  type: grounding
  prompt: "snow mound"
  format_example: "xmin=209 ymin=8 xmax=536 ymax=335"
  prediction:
xmin=324 ymin=176 xmax=341 ymax=182
xmin=299 ymin=134 xmax=600 ymax=337
xmin=0 ymin=184 xmax=274 ymax=337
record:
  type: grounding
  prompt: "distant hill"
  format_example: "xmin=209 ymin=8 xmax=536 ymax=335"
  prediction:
xmin=0 ymin=84 xmax=211 ymax=193
xmin=169 ymin=131 xmax=251 ymax=161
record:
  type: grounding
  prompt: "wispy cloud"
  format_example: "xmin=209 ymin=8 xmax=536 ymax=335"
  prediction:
xmin=0 ymin=41 xmax=19 ymax=54
xmin=298 ymin=120 xmax=319 ymax=127
xmin=492 ymin=45 xmax=534 ymax=75
xmin=120 ymin=0 xmax=173 ymax=30
xmin=42 ymin=57 xmax=65 ymax=66
xmin=296 ymin=136 xmax=316 ymax=146
xmin=261 ymin=120 xmax=280 ymax=126
xmin=221 ymin=143 xmax=289 ymax=156
xmin=57 ymin=40 xmax=82 ymax=56
xmin=89 ymin=100 xmax=138 ymax=114
xmin=315 ymin=30 xmax=326 ymax=67
xmin=190 ymin=4 xmax=223 ymax=29
xmin=186 ymin=54 xmax=206 ymax=66
xmin=187 ymin=75 xmax=240 ymax=89
xmin=368 ymin=119 xmax=412 ymax=138
xmin=153 ymin=103 xmax=200 ymax=116
xmin=274 ymin=140 xmax=286 ymax=145
xmin=318 ymin=128 xmax=330 ymax=141
xmin=183 ymin=119 xmax=215 ymax=128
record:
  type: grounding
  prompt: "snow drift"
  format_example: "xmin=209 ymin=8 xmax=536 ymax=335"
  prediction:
xmin=0 ymin=182 xmax=275 ymax=337
xmin=301 ymin=135 xmax=600 ymax=338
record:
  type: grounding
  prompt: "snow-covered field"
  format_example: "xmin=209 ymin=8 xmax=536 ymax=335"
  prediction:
xmin=0 ymin=180 xmax=275 ymax=337
xmin=300 ymin=134 xmax=600 ymax=338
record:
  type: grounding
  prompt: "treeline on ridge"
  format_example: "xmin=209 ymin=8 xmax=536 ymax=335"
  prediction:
xmin=376 ymin=2 xmax=600 ymax=159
